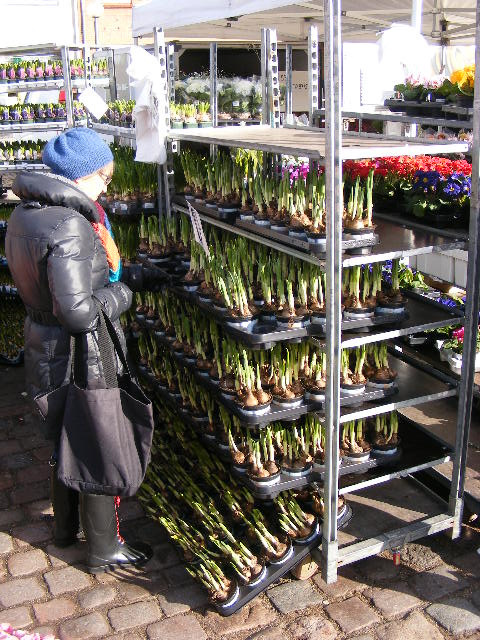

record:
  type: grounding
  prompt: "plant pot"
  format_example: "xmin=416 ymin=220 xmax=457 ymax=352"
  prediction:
xmin=372 ymin=440 xmax=400 ymax=456
xmin=343 ymin=225 xmax=376 ymax=241
xmin=239 ymin=210 xmax=255 ymax=221
xmin=267 ymin=539 xmax=294 ymax=566
xmin=271 ymin=393 xmax=304 ymax=408
xmin=343 ymin=448 xmax=371 ymax=463
xmin=281 ymin=462 xmax=313 ymax=477
xmin=343 ymin=305 xmax=375 ymax=320
xmin=275 ymin=311 xmax=306 ymax=329
xmin=235 ymin=395 xmax=272 ymax=416
xmin=341 ymin=383 xmax=366 ymax=396
xmin=376 ymin=299 xmax=406 ymax=315
xmin=307 ymin=231 xmax=327 ymax=252
xmin=311 ymin=309 xmax=326 ymax=325
xmin=447 ymin=351 xmax=480 ymax=375
xmin=254 ymin=215 xmax=270 ymax=227
xmin=246 ymin=563 xmax=267 ymax=587
xmin=214 ymin=582 xmax=240 ymax=612
xmin=304 ymin=387 xmax=325 ymax=403
xmin=288 ymin=228 xmax=308 ymax=240
xmin=294 ymin=518 xmax=320 ymax=545
xmin=198 ymin=121 xmax=213 ymax=128
xmin=183 ymin=122 xmax=198 ymax=128
xmin=247 ymin=470 xmax=281 ymax=486
xmin=171 ymin=120 xmax=184 ymax=129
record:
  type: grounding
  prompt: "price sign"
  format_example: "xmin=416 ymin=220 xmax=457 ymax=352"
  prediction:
xmin=187 ymin=201 xmax=210 ymax=258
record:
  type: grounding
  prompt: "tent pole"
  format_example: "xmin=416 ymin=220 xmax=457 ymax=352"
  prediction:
xmin=308 ymin=24 xmax=319 ymax=125
xmin=285 ymin=44 xmax=293 ymax=124
xmin=411 ymin=0 xmax=423 ymax=32
xmin=261 ymin=28 xmax=268 ymax=125
xmin=210 ymin=42 xmax=218 ymax=127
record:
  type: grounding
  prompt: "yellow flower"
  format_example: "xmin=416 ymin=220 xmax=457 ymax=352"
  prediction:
xmin=451 ymin=69 xmax=467 ymax=85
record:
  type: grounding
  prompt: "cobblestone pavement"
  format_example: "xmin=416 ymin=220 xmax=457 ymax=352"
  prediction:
xmin=0 ymin=366 xmax=479 ymax=640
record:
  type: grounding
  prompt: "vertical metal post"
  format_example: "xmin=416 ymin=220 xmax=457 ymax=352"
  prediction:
xmin=210 ymin=42 xmax=218 ymax=127
xmin=168 ymin=43 xmax=176 ymax=103
xmin=322 ymin=0 xmax=342 ymax=584
xmin=134 ymin=37 xmax=139 ymax=46
xmin=261 ymin=28 xmax=268 ymax=125
xmin=94 ymin=17 xmax=99 ymax=46
xmin=308 ymin=24 xmax=320 ymax=125
xmin=411 ymin=0 xmax=423 ymax=32
xmin=107 ymin=48 xmax=117 ymax=101
xmin=285 ymin=44 xmax=293 ymax=124
xmin=448 ymin=0 xmax=480 ymax=537
xmin=83 ymin=45 xmax=91 ymax=90
xmin=61 ymin=46 xmax=74 ymax=128
xmin=153 ymin=27 xmax=171 ymax=216
xmin=266 ymin=29 xmax=281 ymax=128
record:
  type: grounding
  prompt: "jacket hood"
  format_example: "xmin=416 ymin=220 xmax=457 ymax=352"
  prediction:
xmin=13 ymin=171 xmax=100 ymax=223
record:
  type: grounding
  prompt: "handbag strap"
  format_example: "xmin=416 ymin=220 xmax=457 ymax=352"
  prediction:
xmin=69 ymin=301 xmax=131 ymax=390
xmin=94 ymin=299 xmax=133 ymax=383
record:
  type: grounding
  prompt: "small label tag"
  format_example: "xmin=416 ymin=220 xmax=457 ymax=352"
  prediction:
xmin=187 ymin=201 xmax=210 ymax=257
xmin=78 ymin=86 xmax=108 ymax=120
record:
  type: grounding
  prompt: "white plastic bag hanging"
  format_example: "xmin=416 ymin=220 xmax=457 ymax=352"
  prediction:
xmin=126 ymin=46 xmax=167 ymax=164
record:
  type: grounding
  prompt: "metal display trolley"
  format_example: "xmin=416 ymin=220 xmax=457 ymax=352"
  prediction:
xmin=106 ymin=0 xmax=479 ymax=603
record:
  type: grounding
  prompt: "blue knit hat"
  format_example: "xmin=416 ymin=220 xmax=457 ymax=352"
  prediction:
xmin=43 ymin=127 xmax=113 ymax=181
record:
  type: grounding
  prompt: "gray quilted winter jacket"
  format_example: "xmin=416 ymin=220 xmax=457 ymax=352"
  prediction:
xmin=5 ymin=171 xmax=132 ymax=402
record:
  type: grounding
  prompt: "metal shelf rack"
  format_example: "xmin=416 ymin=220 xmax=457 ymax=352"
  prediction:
xmin=128 ymin=2 xmax=480 ymax=592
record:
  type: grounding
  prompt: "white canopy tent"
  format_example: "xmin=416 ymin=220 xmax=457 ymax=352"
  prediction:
xmin=132 ymin=0 xmax=477 ymax=45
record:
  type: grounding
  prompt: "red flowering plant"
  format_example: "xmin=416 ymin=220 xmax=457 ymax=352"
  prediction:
xmin=343 ymin=156 xmax=472 ymax=218
xmin=443 ymin=325 xmax=480 ymax=355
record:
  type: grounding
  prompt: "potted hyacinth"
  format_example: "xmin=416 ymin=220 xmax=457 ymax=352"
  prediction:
xmin=170 ymin=102 xmax=184 ymax=129
xmin=183 ymin=104 xmax=198 ymax=128
xmin=7 ymin=63 xmax=16 ymax=82
xmin=343 ymin=170 xmax=376 ymax=240
xmin=371 ymin=411 xmax=400 ymax=454
xmin=377 ymin=259 xmax=407 ymax=314
xmin=341 ymin=419 xmax=371 ymax=461
xmin=341 ymin=346 xmax=367 ymax=396
xmin=20 ymin=106 xmax=34 ymax=123
xmin=196 ymin=101 xmax=212 ymax=127
xmin=0 ymin=64 xmax=7 ymax=83
xmin=0 ymin=107 xmax=10 ymax=125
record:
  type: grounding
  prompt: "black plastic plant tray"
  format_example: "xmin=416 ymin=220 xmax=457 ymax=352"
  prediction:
xmin=169 ymin=285 xmax=408 ymax=348
xmin=211 ymin=504 xmax=352 ymax=616
xmin=149 ymin=331 xmax=395 ymax=426
xmin=173 ymin=194 xmax=238 ymax=224
xmin=373 ymin=210 xmax=469 ymax=239
xmin=225 ymin=414 xmax=452 ymax=499
xmin=402 ymin=289 xmax=464 ymax=318
xmin=235 ymin=218 xmax=379 ymax=256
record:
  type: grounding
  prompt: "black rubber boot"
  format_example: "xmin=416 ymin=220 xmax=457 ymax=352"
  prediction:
xmin=50 ymin=469 xmax=80 ymax=547
xmin=79 ymin=493 xmax=152 ymax=573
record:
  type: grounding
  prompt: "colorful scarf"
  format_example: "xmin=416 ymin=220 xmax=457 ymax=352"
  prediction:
xmin=93 ymin=202 xmax=121 ymax=282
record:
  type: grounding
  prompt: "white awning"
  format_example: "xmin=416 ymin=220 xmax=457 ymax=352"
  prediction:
xmin=132 ymin=0 xmax=477 ymax=44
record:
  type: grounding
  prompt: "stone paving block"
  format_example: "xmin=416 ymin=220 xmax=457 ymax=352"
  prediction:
xmin=44 ymin=566 xmax=93 ymax=596
xmin=115 ymin=582 xmax=152 ymax=604
xmin=5 ymin=452 xmax=33 ymax=470
xmin=375 ymin=610 xmax=444 ymax=640
xmin=364 ymin=584 xmax=423 ymax=618
xmin=0 ymin=508 xmax=25 ymax=528
xmin=32 ymin=445 xmax=53 ymax=462
xmin=59 ymin=612 xmax=110 ymax=640
xmin=325 ymin=596 xmax=380 ymax=635
xmin=147 ymin=613 xmax=206 ymax=640
xmin=16 ymin=463 xmax=51 ymax=485
xmin=288 ymin=614 xmax=338 ymax=640
xmin=400 ymin=543 xmax=443 ymax=572
xmin=10 ymin=482 xmax=49 ymax=505
xmin=426 ymin=597 xmax=480 ymax=634
xmin=108 ymin=600 xmax=162 ymax=631
xmin=410 ymin=564 xmax=469 ymax=601
xmin=21 ymin=435 xmax=50 ymax=452
xmin=246 ymin=627 xmax=285 ymax=640
xmin=313 ymin=565 xmax=365 ymax=600
xmin=8 ymin=549 xmax=49 ymax=577
xmin=78 ymin=585 xmax=116 ymax=610
xmin=267 ymin=580 xmax=323 ymax=614
xmin=26 ymin=499 xmax=54 ymax=520
xmin=0 ymin=576 xmax=46 ymax=607
xmin=0 ymin=605 xmax=33 ymax=629
xmin=103 ymin=635 xmax=143 ymax=640
xmin=0 ymin=439 xmax=22 ymax=456
xmin=0 ymin=471 xmax=14 ymax=491
xmin=473 ymin=589 xmax=480 ymax=609
xmin=452 ymin=550 xmax=480 ymax=577
xmin=163 ymin=563 xmax=195 ymax=587
xmin=34 ymin=597 xmax=77 ymax=624
xmin=157 ymin=583 xmax=209 ymax=617
xmin=46 ymin=543 xmax=85 ymax=568
xmin=355 ymin=555 xmax=403 ymax=583
xmin=0 ymin=532 xmax=13 ymax=554
xmin=33 ymin=628 xmax=57 ymax=639
xmin=12 ymin=522 xmax=51 ymax=547
xmin=145 ymin=543 xmax=181 ymax=572
xmin=203 ymin=601 xmax=276 ymax=636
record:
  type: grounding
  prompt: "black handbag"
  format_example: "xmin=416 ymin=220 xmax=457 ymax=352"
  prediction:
xmin=36 ymin=302 xmax=154 ymax=496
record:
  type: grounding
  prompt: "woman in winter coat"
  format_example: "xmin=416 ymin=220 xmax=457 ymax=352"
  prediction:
xmin=5 ymin=127 xmax=152 ymax=573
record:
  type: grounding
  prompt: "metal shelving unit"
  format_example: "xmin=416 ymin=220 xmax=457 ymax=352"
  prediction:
xmin=158 ymin=18 xmax=478 ymax=590
xmin=119 ymin=0 xmax=480 ymax=596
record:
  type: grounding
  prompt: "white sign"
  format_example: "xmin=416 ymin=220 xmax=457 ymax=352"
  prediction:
xmin=279 ymin=71 xmax=309 ymax=112
xmin=78 ymin=86 xmax=108 ymax=121
xmin=187 ymin=202 xmax=210 ymax=258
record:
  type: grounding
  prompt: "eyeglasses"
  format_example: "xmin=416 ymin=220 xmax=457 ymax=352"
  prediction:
xmin=98 ymin=170 xmax=113 ymax=186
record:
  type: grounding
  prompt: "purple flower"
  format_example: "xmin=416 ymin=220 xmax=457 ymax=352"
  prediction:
xmin=443 ymin=181 xmax=461 ymax=197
